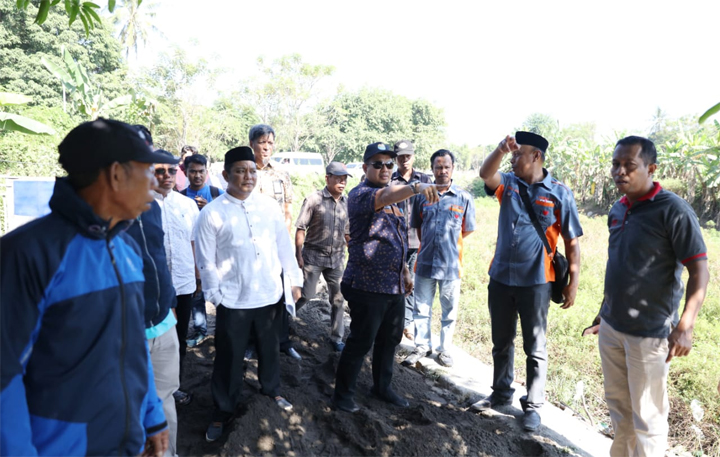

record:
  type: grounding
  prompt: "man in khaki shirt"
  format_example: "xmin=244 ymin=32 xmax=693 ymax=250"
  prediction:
xmin=249 ymin=124 xmax=294 ymax=233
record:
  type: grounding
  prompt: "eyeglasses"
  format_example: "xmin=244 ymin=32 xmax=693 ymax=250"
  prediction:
xmin=155 ymin=167 xmax=178 ymax=176
xmin=369 ymin=160 xmax=395 ymax=170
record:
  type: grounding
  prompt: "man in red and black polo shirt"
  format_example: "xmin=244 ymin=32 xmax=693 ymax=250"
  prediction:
xmin=597 ymin=136 xmax=709 ymax=457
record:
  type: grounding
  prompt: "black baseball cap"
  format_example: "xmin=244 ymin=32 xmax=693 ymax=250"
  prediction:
xmin=326 ymin=161 xmax=352 ymax=177
xmin=363 ymin=142 xmax=396 ymax=163
xmin=59 ymin=118 xmax=177 ymax=174
xmin=394 ymin=140 xmax=415 ymax=155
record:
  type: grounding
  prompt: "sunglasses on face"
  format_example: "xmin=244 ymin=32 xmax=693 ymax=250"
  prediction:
xmin=369 ymin=160 xmax=395 ymax=170
xmin=155 ymin=167 xmax=178 ymax=176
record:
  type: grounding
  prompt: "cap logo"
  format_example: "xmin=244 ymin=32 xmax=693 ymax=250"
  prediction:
xmin=377 ymin=143 xmax=386 ymax=151
xmin=398 ymin=142 xmax=407 ymax=149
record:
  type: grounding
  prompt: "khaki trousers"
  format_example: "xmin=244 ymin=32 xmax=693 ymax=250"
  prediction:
xmin=149 ymin=327 xmax=180 ymax=457
xmin=599 ymin=320 xmax=669 ymax=457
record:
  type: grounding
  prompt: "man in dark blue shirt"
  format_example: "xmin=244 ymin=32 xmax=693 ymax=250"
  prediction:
xmin=331 ymin=142 xmax=440 ymax=414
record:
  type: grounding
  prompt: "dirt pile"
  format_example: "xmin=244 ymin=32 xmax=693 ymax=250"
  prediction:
xmin=177 ymin=299 xmax=578 ymax=456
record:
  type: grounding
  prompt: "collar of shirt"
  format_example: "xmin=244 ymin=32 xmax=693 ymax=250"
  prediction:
xmin=321 ymin=187 xmax=346 ymax=202
xmin=258 ymin=161 xmax=275 ymax=171
xmin=619 ymin=182 xmax=662 ymax=207
xmin=223 ymin=190 xmax=255 ymax=205
xmin=151 ymin=190 xmax=167 ymax=200
xmin=514 ymin=168 xmax=553 ymax=190
xmin=436 ymin=181 xmax=459 ymax=196
xmin=391 ymin=168 xmax=425 ymax=184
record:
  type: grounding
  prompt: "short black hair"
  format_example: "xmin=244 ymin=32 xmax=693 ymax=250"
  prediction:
xmin=184 ymin=154 xmax=208 ymax=170
xmin=616 ymin=136 xmax=657 ymax=166
xmin=180 ymin=145 xmax=198 ymax=156
xmin=430 ymin=149 xmax=455 ymax=167
xmin=249 ymin=124 xmax=275 ymax=143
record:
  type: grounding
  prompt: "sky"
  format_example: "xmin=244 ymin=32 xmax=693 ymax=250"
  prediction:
xmin=133 ymin=0 xmax=720 ymax=146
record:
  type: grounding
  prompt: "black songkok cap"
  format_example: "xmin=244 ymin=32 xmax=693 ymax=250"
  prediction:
xmin=224 ymin=146 xmax=255 ymax=169
xmin=515 ymin=131 xmax=549 ymax=152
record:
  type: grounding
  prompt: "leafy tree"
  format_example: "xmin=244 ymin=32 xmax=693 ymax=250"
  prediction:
xmin=307 ymin=87 xmax=446 ymax=166
xmin=240 ymin=54 xmax=335 ymax=152
xmin=110 ymin=0 xmax=161 ymax=59
xmin=13 ymin=0 xmax=125 ymax=37
xmin=0 ymin=1 xmax=126 ymax=107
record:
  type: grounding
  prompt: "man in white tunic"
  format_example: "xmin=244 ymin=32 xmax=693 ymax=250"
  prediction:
xmin=194 ymin=146 xmax=303 ymax=443
xmin=152 ymin=149 xmax=200 ymax=406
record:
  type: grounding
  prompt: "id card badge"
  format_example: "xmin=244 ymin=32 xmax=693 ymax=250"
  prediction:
xmin=273 ymin=180 xmax=284 ymax=197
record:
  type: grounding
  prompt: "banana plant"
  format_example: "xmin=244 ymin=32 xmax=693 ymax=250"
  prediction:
xmin=41 ymin=47 xmax=135 ymax=120
xmin=0 ymin=92 xmax=55 ymax=135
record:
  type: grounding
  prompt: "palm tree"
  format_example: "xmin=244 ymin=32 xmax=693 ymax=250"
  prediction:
xmin=111 ymin=0 xmax=163 ymax=59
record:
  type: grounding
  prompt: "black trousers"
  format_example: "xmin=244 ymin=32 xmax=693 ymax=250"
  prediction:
xmin=334 ymin=284 xmax=404 ymax=402
xmin=175 ymin=293 xmax=194 ymax=383
xmin=211 ymin=300 xmax=283 ymax=420
xmin=279 ymin=306 xmax=294 ymax=352
xmin=488 ymin=279 xmax=551 ymax=409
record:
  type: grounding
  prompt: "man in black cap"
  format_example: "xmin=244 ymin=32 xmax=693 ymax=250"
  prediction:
xmin=472 ymin=132 xmax=583 ymax=432
xmin=390 ymin=140 xmax=432 ymax=341
xmin=293 ymin=161 xmax=352 ymax=352
xmin=194 ymin=146 xmax=303 ymax=442
xmin=1 ymin=118 xmax=170 ymax=456
xmin=331 ymin=142 xmax=441 ymax=413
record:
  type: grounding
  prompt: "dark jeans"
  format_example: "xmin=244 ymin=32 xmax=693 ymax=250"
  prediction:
xmin=190 ymin=292 xmax=207 ymax=336
xmin=333 ymin=284 xmax=404 ymax=403
xmin=404 ymin=249 xmax=418 ymax=328
xmin=211 ymin=300 xmax=282 ymax=420
xmin=175 ymin=293 xmax=194 ymax=383
xmin=488 ymin=279 xmax=551 ymax=410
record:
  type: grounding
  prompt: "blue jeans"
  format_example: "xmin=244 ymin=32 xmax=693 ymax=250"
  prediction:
xmin=413 ymin=274 xmax=461 ymax=353
xmin=191 ymin=293 xmax=207 ymax=336
xmin=488 ymin=279 xmax=551 ymax=410
xmin=404 ymin=250 xmax=418 ymax=328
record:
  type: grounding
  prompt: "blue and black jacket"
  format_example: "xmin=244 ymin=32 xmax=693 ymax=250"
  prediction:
xmin=125 ymin=200 xmax=176 ymax=329
xmin=0 ymin=178 xmax=167 ymax=456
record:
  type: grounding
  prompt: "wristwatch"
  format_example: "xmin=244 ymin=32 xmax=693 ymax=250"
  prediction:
xmin=410 ymin=181 xmax=420 ymax=194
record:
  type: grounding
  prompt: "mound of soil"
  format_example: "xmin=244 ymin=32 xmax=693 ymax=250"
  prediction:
xmin=177 ymin=297 xmax=575 ymax=456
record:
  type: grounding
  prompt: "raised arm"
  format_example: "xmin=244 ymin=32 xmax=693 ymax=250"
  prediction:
xmin=374 ymin=182 xmax=439 ymax=211
xmin=479 ymin=135 xmax=519 ymax=191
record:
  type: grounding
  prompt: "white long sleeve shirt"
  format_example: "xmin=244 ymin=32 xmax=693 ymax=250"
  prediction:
xmin=153 ymin=190 xmax=200 ymax=295
xmin=194 ymin=191 xmax=302 ymax=312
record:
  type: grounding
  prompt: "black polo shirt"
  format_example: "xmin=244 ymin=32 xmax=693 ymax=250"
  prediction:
xmin=601 ymin=183 xmax=707 ymax=338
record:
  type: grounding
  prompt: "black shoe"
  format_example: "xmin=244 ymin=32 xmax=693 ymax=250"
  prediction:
xmin=282 ymin=347 xmax=302 ymax=360
xmin=371 ymin=387 xmax=409 ymax=408
xmin=522 ymin=410 xmax=541 ymax=431
xmin=173 ymin=389 xmax=193 ymax=406
xmin=331 ymin=340 xmax=345 ymax=352
xmin=519 ymin=395 xmax=528 ymax=413
xmin=469 ymin=394 xmax=513 ymax=412
xmin=331 ymin=395 xmax=360 ymax=413
xmin=206 ymin=419 xmax=229 ymax=442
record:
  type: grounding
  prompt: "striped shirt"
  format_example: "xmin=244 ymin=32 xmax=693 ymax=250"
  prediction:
xmin=295 ymin=188 xmax=349 ymax=269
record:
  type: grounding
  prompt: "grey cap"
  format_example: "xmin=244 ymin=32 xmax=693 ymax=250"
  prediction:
xmin=326 ymin=161 xmax=352 ymax=177
xmin=394 ymin=139 xmax=415 ymax=155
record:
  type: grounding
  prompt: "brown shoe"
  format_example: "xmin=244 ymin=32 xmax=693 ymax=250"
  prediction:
xmin=402 ymin=327 xmax=414 ymax=341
